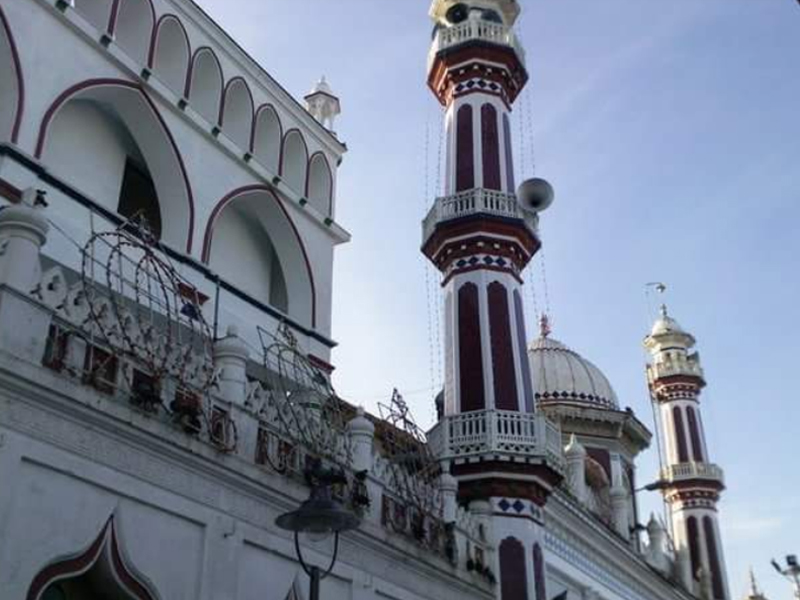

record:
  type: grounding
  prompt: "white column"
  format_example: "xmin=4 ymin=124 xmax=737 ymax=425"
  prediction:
xmin=0 ymin=189 xmax=49 ymax=292
xmin=212 ymin=325 xmax=249 ymax=407
xmin=347 ymin=407 xmax=375 ymax=474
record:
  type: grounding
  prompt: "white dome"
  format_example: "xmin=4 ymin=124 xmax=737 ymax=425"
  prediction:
xmin=528 ymin=334 xmax=619 ymax=410
xmin=650 ymin=305 xmax=685 ymax=336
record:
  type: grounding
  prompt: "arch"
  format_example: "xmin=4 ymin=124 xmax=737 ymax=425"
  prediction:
xmin=703 ymin=517 xmax=725 ymax=599
xmin=149 ymin=15 xmax=190 ymax=96
xmin=686 ymin=405 xmax=705 ymax=462
xmin=306 ymin=152 xmax=333 ymax=216
xmin=455 ymin=104 xmax=474 ymax=191
xmin=513 ymin=289 xmax=533 ymax=412
xmin=252 ymin=104 xmax=282 ymax=172
xmin=202 ymin=185 xmax=316 ymax=327
xmin=532 ymin=543 xmax=546 ymax=600
xmin=186 ymin=47 xmax=223 ymax=124
xmin=686 ymin=516 xmax=701 ymax=580
xmin=220 ymin=77 xmax=254 ymax=150
xmin=36 ymin=79 xmax=195 ymax=252
xmin=458 ymin=282 xmax=485 ymax=412
xmin=503 ymin=113 xmax=514 ymax=192
xmin=0 ymin=6 xmax=24 ymax=143
xmin=280 ymin=129 xmax=308 ymax=195
xmin=27 ymin=516 xmax=159 ymax=600
xmin=488 ymin=281 xmax=517 ymax=410
xmin=673 ymin=406 xmax=689 ymax=463
xmin=499 ymin=537 xmax=528 ymax=600
xmin=481 ymin=103 xmax=501 ymax=190
xmin=113 ymin=0 xmax=155 ymax=65
xmin=75 ymin=0 xmax=114 ymax=32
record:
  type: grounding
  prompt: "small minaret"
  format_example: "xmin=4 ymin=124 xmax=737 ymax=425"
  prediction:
xmin=304 ymin=76 xmax=341 ymax=132
xmin=743 ymin=569 xmax=768 ymax=600
xmin=423 ymin=3 xmax=561 ymax=600
xmin=644 ymin=305 xmax=730 ymax=600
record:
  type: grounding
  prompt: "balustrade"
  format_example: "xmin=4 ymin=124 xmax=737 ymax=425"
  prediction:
xmin=428 ymin=20 xmax=526 ymax=71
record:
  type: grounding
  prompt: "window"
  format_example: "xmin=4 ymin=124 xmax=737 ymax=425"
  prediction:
xmin=118 ymin=159 xmax=162 ymax=239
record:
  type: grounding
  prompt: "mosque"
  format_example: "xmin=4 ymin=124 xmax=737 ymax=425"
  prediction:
xmin=0 ymin=0 xmax=750 ymax=599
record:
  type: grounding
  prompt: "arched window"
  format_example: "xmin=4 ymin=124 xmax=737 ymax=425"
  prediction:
xmin=514 ymin=290 xmax=533 ymax=412
xmin=38 ymin=81 xmax=194 ymax=250
xmin=187 ymin=48 xmax=223 ymax=124
xmin=458 ymin=282 xmax=485 ymax=412
xmin=307 ymin=152 xmax=333 ymax=216
xmin=499 ymin=537 xmax=528 ymax=600
xmin=456 ymin=104 xmax=474 ymax=191
xmin=686 ymin=406 xmax=705 ymax=462
xmin=673 ymin=406 xmax=689 ymax=463
xmin=221 ymin=78 xmax=254 ymax=150
xmin=686 ymin=516 xmax=701 ymax=580
xmin=503 ymin=113 xmax=515 ymax=192
xmin=75 ymin=0 xmax=113 ymax=32
xmin=0 ymin=6 xmax=23 ymax=143
xmin=533 ymin=543 xmax=546 ymax=600
xmin=150 ymin=16 xmax=190 ymax=96
xmin=114 ymin=0 xmax=154 ymax=65
xmin=703 ymin=517 xmax=725 ymax=600
xmin=481 ymin=104 xmax=501 ymax=190
xmin=488 ymin=281 xmax=517 ymax=410
xmin=281 ymin=130 xmax=308 ymax=195
xmin=252 ymin=105 xmax=281 ymax=172
xmin=204 ymin=186 xmax=315 ymax=327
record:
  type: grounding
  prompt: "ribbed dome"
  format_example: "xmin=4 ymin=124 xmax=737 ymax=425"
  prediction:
xmin=528 ymin=325 xmax=619 ymax=410
xmin=650 ymin=305 xmax=686 ymax=337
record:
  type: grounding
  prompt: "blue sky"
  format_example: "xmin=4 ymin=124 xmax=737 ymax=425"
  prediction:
xmin=196 ymin=1 xmax=800 ymax=597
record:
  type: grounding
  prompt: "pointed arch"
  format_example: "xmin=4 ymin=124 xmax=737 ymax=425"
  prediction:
xmin=252 ymin=104 xmax=282 ymax=172
xmin=75 ymin=0 xmax=114 ymax=33
xmin=149 ymin=15 xmax=191 ymax=96
xmin=306 ymin=152 xmax=333 ymax=216
xmin=673 ymin=406 xmax=689 ymax=463
xmin=280 ymin=129 xmax=308 ymax=195
xmin=459 ymin=282 xmax=485 ymax=412
xmin=456 ymin=104 xmax=474 ymax=191
xmin=26 ymin=516 xmax=160 ymax=600
xmin=113 ymin=0 xmax=155 ymax=65
xmin=202 ymin=185 xmax=316 ymax=327
xmin=532 ymin=543 xmax=546 ymax=600
xmin=499 ymin=537 xmax=528 ymax=600
xmin=186 ymin=47 xmax=223 ymax=124
xmin=35 ymin=79 xmax=195 ymax=252
xmin=0 ymin=5 xmax=24 ymax=143
xmin=220 ymin=77 xmax=254 ymax=150
xmin=481 ymin=103 xmax=501 ymax=190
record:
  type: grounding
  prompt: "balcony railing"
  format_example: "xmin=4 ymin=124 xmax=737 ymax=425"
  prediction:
xmin=428 ymin=20 xmax=526 ymax=72
xmin=427 ymin=409 xmax=563 ymax=470
xmin=422 ymin=188 xmax=538 ymax=244
xmin=660 ymin=462 xmax=725 ymax=486
xmin=647 ymin=359 xmax=705 ymax=383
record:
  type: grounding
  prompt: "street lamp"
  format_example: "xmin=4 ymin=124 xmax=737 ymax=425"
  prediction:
xmin=771 ymin=555 xmax=800 ymax=600
xmin=276 ymin=461 xmax=360 ymax=600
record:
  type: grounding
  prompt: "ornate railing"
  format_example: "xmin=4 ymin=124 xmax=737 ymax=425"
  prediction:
xmin=427 ymin=409 xmax=563 ymax=470
xmin=428 ymin=20 xmax=526 ymax=71
xmin=422 ymin=188 xmax=538 ymax=243
xmin=660 ymin=462 xmax=724 ymax=485
xmin=647 ymin=357 xmax=704 ymax=382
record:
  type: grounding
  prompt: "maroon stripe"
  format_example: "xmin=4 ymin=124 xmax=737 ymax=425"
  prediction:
xmin=704 ymin=517 xmax=726 ymax=599
xmin=503 ymin=113 xmax=515 ymax=192
xmin=0 ymin=5 xmax=25 ymax=144
xmin=687 ymin=516 xmax=701 ymax=580
xmin=456 ymin=104 xmax=474 ymax=191
xmin=481 ymin=104 xmax=501 ymax=190
xmin=500 ymin=537 xmax=528 ymax=600
xmin=686 ymin=406 xmax=705 ymax=462
xmin=458 ymin=282 xmax=485 ymax=412
xmin=488 ymin=282 xmax=517 ymax=410
xmin=673 ymin=406 xmax=689 ymax=463
xmin=513 ymin=290 xmax=533 ymax=412
xmin=533 ymin=543 xmax=546 ymax=600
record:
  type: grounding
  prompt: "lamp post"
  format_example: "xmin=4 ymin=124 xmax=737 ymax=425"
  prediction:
xmin=276 ymin=461 xmax=360 ymax=600
xmin=771 ymin=555 xmax=800 ymax=600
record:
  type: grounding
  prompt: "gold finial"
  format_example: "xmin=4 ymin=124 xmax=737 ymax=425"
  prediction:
xmin=539 ymin=313 xmax=551 ymax=338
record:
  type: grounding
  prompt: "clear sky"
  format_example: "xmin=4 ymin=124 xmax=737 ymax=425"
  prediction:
xmin=195 ymin=1 xmax=800 ymax=598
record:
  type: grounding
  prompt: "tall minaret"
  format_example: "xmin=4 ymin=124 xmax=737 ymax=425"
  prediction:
xmin=423 ymin=3 xmax=561 ymax=600
xmin=644 ymin=306 xmax=730 ymax=600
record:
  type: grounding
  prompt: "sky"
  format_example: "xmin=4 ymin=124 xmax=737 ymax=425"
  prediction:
xmin=194 ymin=1 xmax=800 ymax=598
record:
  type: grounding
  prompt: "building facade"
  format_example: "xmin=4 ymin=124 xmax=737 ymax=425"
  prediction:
xmin=0 ymin=1 xmax=732 ymax=600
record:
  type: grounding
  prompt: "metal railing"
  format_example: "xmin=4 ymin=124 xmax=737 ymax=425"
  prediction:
xmin=427 ymin=409 xmax=563 ymax=469
xmin=422 ymin=188 xmax=538 ymax=243
xmin=428 ymin=20 xmax=526 ymax=72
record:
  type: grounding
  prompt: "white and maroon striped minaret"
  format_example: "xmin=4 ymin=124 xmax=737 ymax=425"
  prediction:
xmin=645 ymin=306 xmax=730 ymax=600
xmin=423 ymin=3 xmax=562 ymax=600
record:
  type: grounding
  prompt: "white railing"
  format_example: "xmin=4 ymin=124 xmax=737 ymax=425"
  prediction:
xmin=660 ymin=462 xmax=725 ymax=485
xmin=647 ymin=358 xmax=705 ymax=382
xmin=428 ymin=20 xmax=526 ymax=72
xmin=422 ymin=188 xmax=538 ymax=243
xmin=427 ymin=409 xmax=563 ymax=470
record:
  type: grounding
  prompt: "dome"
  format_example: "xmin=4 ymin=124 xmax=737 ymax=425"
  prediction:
xmin=528 ymin=318 xmax=619 ymax=410
xmin=650 ymin=305 xmax=685 ymax=337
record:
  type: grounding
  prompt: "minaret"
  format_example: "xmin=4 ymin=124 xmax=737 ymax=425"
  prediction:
xmin=423 ymin=3 xmax=561 ymax=600
xmin=644 ymin=305 xmax=730 ymax=600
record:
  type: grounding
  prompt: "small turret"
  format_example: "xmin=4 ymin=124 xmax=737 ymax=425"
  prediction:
xmin=304 ymin=76 xmax=341 ymax=133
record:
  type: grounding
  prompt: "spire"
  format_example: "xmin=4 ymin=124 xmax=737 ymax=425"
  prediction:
xmin=749 ymin=568 xmax=759 ymax=596
xmin=539 ymin=313 xmax=552 ymax=338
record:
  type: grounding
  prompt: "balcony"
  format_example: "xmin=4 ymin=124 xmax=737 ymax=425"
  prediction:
xmin=660 ymin=462 xmax=725 ymax=486
xmin=422 ymin=188 xmax=538 ymax=245
xmin=428 ymin=20 xmax=526 ymax=73
xmin=647 ymin=357 xmax=705 ymax=383
xmin=427 ymin=409 xmax=564 ymax=470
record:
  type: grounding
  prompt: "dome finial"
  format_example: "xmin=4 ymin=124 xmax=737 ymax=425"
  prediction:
xmin=748 ymin=567 xmax=759 ymax=596
xmin=660 ymin=303 xmax=669 ymax=319
xmin=539 ymin=313 xmax=552 ymax=338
